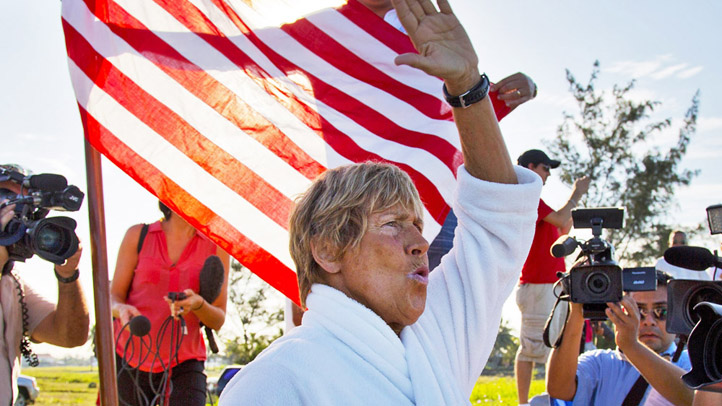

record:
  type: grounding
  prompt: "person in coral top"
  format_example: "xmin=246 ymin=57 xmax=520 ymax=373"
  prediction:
xmin=111 ymin=201 xmax=229 ymax=406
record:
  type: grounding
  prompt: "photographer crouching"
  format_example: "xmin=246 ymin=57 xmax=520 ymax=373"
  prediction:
xmin=0 ymin=163 xmax=89 ymax=405
xmin=547 ymin=270 xmax=693 ymax=406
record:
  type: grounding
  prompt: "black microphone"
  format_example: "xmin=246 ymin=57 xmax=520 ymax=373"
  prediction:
xmin=129 ymin=315 xmax=151 ymax=337
xmin=664 ymin=246 xmax=722 ymax=271
xmin=199 ymin=255 xmax=225 ymax=303
xmin=23 ymin=174 xmax=67 ymax=191
xmin=551 ymin=235 xmax=579 ymax=258
xmin=198 ymin=255 xmax=225 ymax=354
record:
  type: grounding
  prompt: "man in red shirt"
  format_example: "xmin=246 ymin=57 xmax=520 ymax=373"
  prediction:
xmin=513 ymin=149 xmax=590 ymax=406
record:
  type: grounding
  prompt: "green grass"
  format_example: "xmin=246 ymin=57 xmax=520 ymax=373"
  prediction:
xmin=24 ymin=366 xmax=545 ymax=405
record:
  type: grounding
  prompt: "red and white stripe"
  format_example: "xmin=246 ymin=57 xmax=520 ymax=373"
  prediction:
xmin=61 ymin=0 xmax=508 ymax=304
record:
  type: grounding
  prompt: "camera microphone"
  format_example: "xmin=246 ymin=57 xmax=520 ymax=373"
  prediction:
xmin=551 ymin=235 xmax=579 ymax=258
xmin=664 ymin=246 xmax=722 ymax=271
xmin=129 ymin=315 xmax=151 ymax=337
xmin=23 ymin=174 xmax=68 ymax=192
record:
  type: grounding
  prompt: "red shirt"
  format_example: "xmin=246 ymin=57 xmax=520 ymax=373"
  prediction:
xmin=114 ymin=221 xmax=217 ymax=372
xmin=519 ymin=199 xmax=567 ymax=284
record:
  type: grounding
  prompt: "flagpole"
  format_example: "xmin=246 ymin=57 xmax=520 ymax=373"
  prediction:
xmin=84 ymin=139 xmax=119 ymax=406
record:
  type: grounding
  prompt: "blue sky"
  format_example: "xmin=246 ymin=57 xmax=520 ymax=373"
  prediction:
xmin=2 ymin=1 xmax=720 ymax=356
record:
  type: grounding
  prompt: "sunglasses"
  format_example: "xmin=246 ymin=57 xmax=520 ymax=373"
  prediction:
xmin=541 ymin=164 xmax=551 ymax=172
xmin=638 ymin=306 xmax=667 ymax=321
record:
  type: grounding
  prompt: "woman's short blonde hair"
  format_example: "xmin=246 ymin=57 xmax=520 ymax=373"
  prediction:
xmin=289 ymin=162 xmax=423 ymax=306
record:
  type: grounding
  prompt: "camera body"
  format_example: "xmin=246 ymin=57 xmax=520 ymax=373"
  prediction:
xmin=664 ymin=203 xmax=722 ymax=392
xmin=555 ymin=208 xmax=656 ymax=320
xmin=0 ymin=167 xmax=84 ymax=265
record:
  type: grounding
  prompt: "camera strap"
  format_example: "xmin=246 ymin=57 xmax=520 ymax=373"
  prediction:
xmin=136 ymin=223 xmax=150 ymax=254
xmin=543 ymin=295 xmax=568 ymax=349
xmin=621 ymin=375 xmax=648 ymax=406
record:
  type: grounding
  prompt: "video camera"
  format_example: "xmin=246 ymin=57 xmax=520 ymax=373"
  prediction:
xmin=553 ymin=207 xmax=657 ymax=320
xmin=665 ymin=204 xmax=722 ymax=392
xmin=0 ymin=166 xmax=84 ymax=265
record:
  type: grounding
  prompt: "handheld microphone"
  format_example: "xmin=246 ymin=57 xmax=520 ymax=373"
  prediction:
xmin=198 ymin=255 xmax=225 ymax=354
xmin=551 ymin=235 xmax=579 ymax=258
xmin=129 ymin=315 xmax=151 ymax=337
xmin=664 ymin=246 xmax=722 ymax=271
xmin=24 ymin=174 xmax=67 ymax=192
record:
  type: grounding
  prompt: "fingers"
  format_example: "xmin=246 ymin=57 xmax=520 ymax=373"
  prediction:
xmin=1 ymin=203 xmax=15 ymax=230
xmin=436 ymin=0 xmax=453 ymax=14
xmin=391 ymin=0 xmax=419 ymax=33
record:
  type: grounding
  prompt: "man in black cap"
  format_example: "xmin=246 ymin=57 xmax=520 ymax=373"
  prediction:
xmin=513 ymin=149 xmax=590 ymax=406
xmin=0 ymin=163 xmax=89 ymax=406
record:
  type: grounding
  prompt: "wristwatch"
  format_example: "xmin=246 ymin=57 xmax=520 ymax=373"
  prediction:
xmin=443 ymin=74 xmax=490 ymax=108
xmin=55 ymin=268 xmax=80 ymax=283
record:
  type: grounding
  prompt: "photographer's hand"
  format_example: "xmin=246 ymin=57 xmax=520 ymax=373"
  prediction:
xmin=0 ymin=202 xmax=15 ymax=268
xmin=54 ymin=243 xmax=82 ymax=279
xmin=607 ymin=296 xmax=693 ymax=406
xmin=606 ymin=295 xmax=640 ymax=352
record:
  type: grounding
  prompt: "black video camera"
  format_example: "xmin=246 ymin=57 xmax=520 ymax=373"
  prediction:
xmin=665 ymin=204 xmax=722 ymax=392
xmin=0 ymin=166 xmax=84 ymax=265
xmin=554 ymin=208 xmax=657 ymax=320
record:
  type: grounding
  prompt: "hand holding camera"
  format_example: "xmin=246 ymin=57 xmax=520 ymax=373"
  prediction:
xmin=0 ymin=166 xmax=84 ymax=265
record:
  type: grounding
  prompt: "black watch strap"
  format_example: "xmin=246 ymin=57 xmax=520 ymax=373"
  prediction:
xmin=443 ymin=74 xmax=490 ymax=108
xmin=55 ymin=268 xmax=80 ymax=283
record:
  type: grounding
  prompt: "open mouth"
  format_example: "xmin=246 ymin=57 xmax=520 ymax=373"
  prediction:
xmin=409 ymin=266 xmax=429 ymax=284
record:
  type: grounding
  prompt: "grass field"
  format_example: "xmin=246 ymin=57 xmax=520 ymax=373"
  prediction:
xmin=23 ymin=366 xmax=547 ymax=405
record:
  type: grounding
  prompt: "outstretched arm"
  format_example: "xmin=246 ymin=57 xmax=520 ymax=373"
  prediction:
xmin=608 ymin=296 xmax=693 ymax=406
xmin=392 ymin=0 xmax=516 ymax=184
xmin=547 ymin=303 xmax=585 ymax=400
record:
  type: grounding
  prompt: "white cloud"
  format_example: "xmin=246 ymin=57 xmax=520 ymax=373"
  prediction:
xmin=651 ymin=63 xmax=688 ymax=80
xmin=697 ymin=117 xmax=722 ymax=133
xmin=605 ymin=55 xmax=703 ymax=81
xmin=678 ymin=66 xmax=704 ymax=79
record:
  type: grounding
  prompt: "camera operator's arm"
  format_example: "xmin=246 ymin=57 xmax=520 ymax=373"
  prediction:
xmin=165 ymin=248 xmax=230 ymax=330
xmin=110 ymin=225 xmax=144 ymax=326
xmin=547 ymin=302 xmax=585 ymax=400
xmin=608 ymin=296 xmax=693 ymax=406
xmin=543 ymin=176 xmax=590 ymax=234
xmin=693 ymin=390 xmax=722 ymax=406
xmin=31 ymin=246 xmax=90 ymax=347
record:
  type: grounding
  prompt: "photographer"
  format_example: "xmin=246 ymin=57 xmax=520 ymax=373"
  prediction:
xmin=547 ymin=271 xmax=693 ymax=406
xmin=0 ymin=164 xmax=89 ymax=406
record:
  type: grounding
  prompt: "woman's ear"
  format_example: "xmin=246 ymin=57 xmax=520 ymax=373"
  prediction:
xmin=310 ymin=239 xmax=341 ymax=274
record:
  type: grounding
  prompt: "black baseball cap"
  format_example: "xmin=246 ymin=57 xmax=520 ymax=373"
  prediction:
xmin=517 ymin=149 xmax=561 ymax=168
xmin=0 ymin=164 xmax=29 ymax=183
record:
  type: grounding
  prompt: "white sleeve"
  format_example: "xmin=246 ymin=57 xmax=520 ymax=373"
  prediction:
xmin=414 ymin=165 xmax=542 ymax=392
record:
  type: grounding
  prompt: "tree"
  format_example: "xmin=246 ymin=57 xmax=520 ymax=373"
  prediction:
xmin=222 ymin=260 xmax=284 ymax=364
xmin=484 ymin=319 xmax=519 ymax=372
xmin=546 ymin=61 xmax=700 ymax=265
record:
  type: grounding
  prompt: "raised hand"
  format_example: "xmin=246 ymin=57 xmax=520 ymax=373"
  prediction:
xmin=391 ymin=0 xmax=479 ymax=93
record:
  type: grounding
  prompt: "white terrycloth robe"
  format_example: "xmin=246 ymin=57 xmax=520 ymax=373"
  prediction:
xmin=220 ymin=166 xmax=541 ymax=405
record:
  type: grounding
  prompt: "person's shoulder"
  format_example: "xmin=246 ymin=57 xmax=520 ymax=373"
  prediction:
xmin=578 ymin=348 xmax=622 ymax=364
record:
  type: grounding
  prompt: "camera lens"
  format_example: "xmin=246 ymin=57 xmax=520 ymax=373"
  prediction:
xmin=685 ymin=286 xmax=722 ymax=328
xmin=586 ymin=271 xmax=611 ymax=295
xmin=35 ymin=222 xmax=64 ymax=253
xmin=703 ymin=319 xmax=722 ymax=381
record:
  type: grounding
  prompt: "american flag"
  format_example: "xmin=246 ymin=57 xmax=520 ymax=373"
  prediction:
xmin=61 ymin=0 xmax=510 ymax=304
